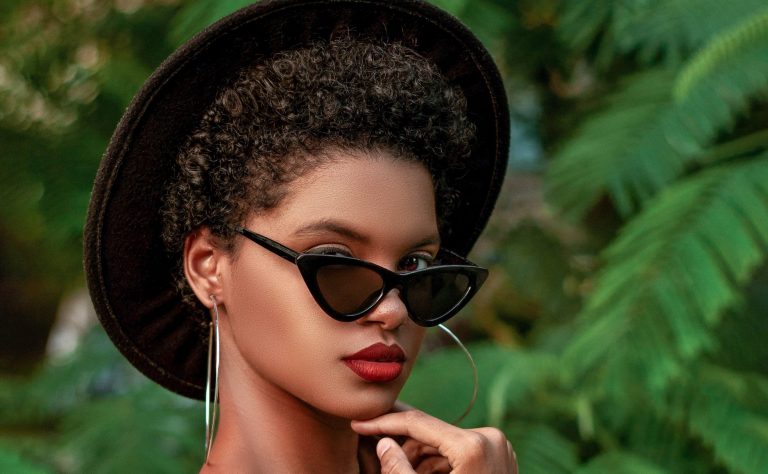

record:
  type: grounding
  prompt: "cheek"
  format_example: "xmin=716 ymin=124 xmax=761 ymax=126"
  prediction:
xmin=403 ymin=325 xmax=427 ymax=361
xmin=222 ymin=257 xmax=357 ymax=397
xmin=224 ymin=258 xmax=322 ymax=368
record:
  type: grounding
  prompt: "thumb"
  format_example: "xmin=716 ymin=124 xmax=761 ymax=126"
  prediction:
xmin=377 ymin=437 xmax=416 ymax=474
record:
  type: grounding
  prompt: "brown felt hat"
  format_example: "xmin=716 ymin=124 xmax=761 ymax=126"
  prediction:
xmin=84 ymin=0 xmax=509 ymax=400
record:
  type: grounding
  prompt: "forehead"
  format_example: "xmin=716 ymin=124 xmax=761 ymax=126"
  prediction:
xmin=250 ymin=150 xmax=438 ymax=248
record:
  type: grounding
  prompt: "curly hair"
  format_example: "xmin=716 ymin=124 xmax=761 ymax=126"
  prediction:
xmin=161 ymin=37 xmax=475 ymax=306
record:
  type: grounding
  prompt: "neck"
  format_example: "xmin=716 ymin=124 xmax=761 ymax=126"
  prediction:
xmin=201 ymin=335 xmax=362 ymax=473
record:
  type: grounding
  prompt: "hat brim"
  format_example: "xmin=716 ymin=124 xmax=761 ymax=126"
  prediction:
xmin=84 ymin=0 xmax=508 ymax=400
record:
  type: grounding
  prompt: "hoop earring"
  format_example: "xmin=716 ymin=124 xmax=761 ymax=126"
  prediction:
xmin=437 ymin=324 xmax=478 ymax=425
xmin=205 ymin=295 xmax=221 ymax=463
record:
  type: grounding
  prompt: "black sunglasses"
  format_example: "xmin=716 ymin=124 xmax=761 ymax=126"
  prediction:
xmin=234 ymin=227 xmax=488 ymax=327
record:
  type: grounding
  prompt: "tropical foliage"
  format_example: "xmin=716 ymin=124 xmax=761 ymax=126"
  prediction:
xmin=1 ymin=0 xmax=767 ymax=472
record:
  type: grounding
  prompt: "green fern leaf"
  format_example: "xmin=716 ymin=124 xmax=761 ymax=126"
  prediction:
xmin=670 ymin=8 xmax=768 ymax=151
xmin=557 ymin=0 xmax=609 ymax=50
xmin=546 ymin=69 xmax=691 ymax=219
xmin=400 ymin=343 xmax=514 ymax=428
xmin=621 ymin=403 xmax=711 ymax=472
xmin=675 ymin=6 xmax=768 ymax=100
xmin=565 ymin=155 xmax=768 ymax=394
xmin=486 ymin=350 xmax=560 ymax=426
xmin=558 ymin=0 xmax=766 ymax=67
xmin=547 ymin=58 xmax=768 ymax=221
xmin=684 ymin=365 xmax=768 ymax=474
xmin=61 ymin=384 xmax=200 ymax=473
xmin=504 ymin=423 xmax=579 ymax=474
xmin=614 ymin=0 xmax=767 ymax=66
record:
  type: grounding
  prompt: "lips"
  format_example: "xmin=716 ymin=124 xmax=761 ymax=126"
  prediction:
xmin=343 ymin=343 xmax=406 ymax=383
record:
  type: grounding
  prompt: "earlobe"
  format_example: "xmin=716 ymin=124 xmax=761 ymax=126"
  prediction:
xmin=184 ymin=227 xmax=225 ymax=309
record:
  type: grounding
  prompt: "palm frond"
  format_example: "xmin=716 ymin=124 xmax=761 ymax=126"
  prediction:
xmin=558 ymin=0 xmax=766 ymax=67
xmin=675 ymin=6 xmax=768 ymax=100
xmin=710 ymin=267 xmax=768 ymax=374
xmin=61 ymin=384 xmax=200 ymax=473
xmin=564 ymin=154 xmax=768 ymax=393
xmin=1 ymin=328 xmax=200 ymax=473
xmin=400 ymin=343 xmax=515 ymax=428
xmin=546 ymin=69 xmax=689 ymax=219
xmin=556 ymin=0 xmax=608 ymax=49
xmin=683 ymin=365 xmax=768 ymax=474
xmin=671 ymin=7 xmax=768 ymax=151
xmin=614 ymin=0 xmax=767 ymax=66
xmin=549 ymin=5 xmax=768 ymax=221
xmin=486 ymin=350 xmax=560 ymax=426
xmin=621 ymin=403 xmax=709 ymax=472
xmin=504 ymin=423 xmax=579 ymax=474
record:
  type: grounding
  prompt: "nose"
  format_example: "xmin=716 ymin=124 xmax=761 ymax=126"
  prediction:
xmin=357 ymin=288 xmax=409 ymax=330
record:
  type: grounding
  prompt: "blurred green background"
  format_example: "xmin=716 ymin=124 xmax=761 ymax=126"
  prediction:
xmin=1 ymin=0 xmax=767 ymax=472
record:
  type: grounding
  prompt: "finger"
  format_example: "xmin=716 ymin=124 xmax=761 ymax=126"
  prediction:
xmin=402 ymin=438 xmax=441 ymax=464
xmin=508 ymin=441 xmax=518 ymax=474
xmin=352 ymin=410 xmax=465 ymax=451
xmin=414 ymin=455 xmax=452 ymax=474
xmin=354 ymin=412 xmax=516 ymax=473
xmin=401 ymin=438 xmax=422 ymax=465
xmin=470 ymin=427 xmax=511 ymax=453
xmin=467 ymin=427 xmax=516 ymax=473
xmin=377 ymin=437 xmax=416 ymax=474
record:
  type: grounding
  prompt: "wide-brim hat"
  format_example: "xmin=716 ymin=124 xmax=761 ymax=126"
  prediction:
xmin=84 ymin=0 xmax=509 ymax=400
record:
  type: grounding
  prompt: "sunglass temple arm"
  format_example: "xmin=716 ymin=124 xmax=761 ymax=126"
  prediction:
xmin=234 ymin=227 xmax=300 ymax=263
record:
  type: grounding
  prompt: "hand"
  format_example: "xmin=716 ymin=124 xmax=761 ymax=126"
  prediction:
xmin=351 ymin=409 xmax=517 ymax=474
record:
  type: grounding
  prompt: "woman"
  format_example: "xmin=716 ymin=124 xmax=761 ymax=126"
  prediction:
xmin=84 ymin=1 xmax=515 ymax=472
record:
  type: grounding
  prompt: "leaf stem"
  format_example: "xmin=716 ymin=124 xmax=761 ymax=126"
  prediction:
xmin=698 ymin=128 xmax=768 ymax=165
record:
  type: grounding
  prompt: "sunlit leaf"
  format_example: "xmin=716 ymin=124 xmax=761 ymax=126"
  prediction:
xmin=565 ymin=155 xmax=768 ymax=395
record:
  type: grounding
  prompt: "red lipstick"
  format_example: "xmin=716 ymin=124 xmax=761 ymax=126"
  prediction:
xmin=343 ymin=343 xmax=405 ymax=383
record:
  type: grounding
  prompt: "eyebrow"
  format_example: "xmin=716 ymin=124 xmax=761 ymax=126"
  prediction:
xmin=293 ymin=219 xmax=370 ymax=243
xmin=410 ymin=234 xmax=442 ymax=249
xmin=292 ymin=218 xmax=441 ymax=248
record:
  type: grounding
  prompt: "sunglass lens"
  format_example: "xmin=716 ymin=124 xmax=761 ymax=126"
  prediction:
xmin=406 ymin=271 xmax=471 ymax=324
xmin=316 ymin=264 xmax=384 ymax=315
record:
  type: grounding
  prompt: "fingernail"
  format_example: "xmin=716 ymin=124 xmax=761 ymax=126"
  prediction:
xmin=377 ymin=438 xmax=394 ymax=457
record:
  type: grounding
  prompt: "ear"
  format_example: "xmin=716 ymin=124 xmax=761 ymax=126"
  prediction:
xmin=183 ymin=227 xmax=226 ymax=309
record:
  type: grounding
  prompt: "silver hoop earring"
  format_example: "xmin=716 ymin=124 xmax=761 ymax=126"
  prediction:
xmin=437 ymin=323 xmax=478 ymax=425
xmin=205 ymin=295 xmax=221 ymax=462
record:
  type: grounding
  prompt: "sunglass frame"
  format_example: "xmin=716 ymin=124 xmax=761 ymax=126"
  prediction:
xmin=235 ymin=227 xmax=488 ymax=326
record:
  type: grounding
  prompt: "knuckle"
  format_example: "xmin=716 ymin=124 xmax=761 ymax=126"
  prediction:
xmin=473 ymin=427 xmax=508 ymax=450
xmin=463 ymin=432 xmax=488 ymax=458
xmin=403 ymin=409 xmax=425 ymax=426
xmin=485 ymin=427 xmax=507 ymax=447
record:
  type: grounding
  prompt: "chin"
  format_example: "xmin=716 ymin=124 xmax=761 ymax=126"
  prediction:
xmin=352 ymin=402 xmax=395 ymax=421
xmin=328 ymin=391 xmax=399 ymax=421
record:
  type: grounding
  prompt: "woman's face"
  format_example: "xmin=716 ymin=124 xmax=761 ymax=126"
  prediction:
xmin=218 ymin=150 xmax=437 ymax=421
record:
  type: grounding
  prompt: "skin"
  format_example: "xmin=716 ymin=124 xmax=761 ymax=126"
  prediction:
xmin=184 ymin=149 xmax=516 ymax=473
